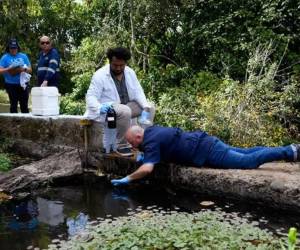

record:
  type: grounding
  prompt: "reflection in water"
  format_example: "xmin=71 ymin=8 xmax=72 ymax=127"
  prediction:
xmin=111 ymin=188 xmax=130 ymax=201
xmin=67 ymin=213 xmax=89 ymax=237
xmin=37 ymin=197 xmax=64 ymax=226
xmin=8 ymin=200 xmax=39 ymax=231
xmin=103 ymin=188 xmax=138 ymax=217
xmin=0 ymin=181 xmax=299 ymax=250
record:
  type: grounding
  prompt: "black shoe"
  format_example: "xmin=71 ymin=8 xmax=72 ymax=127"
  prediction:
xmin=116 ymin=147 xmax=133 ymax=157
xmin=291 ymin=144 xmax=300 ymax=161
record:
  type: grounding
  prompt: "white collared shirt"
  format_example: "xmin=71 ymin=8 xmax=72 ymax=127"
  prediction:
xmin=84 ymin=64 xmax=149 ymax=121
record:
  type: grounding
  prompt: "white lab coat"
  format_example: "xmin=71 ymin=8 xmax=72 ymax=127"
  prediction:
xmin=84 ymin=64 xmax=150 ymax=121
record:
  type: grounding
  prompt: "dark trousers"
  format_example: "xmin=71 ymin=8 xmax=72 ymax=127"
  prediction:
xmin=5 ymin=83 xmax=29 ymax=113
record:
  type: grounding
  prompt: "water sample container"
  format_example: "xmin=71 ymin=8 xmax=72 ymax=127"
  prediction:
xmin=31 ymin=87 xmax=60 ymax=116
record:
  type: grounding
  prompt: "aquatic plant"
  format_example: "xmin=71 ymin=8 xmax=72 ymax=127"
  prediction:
xmin=47 ymin=209 xmax=288 ymax=250
xmin=280 ymin=227 xmax=298 ymax=250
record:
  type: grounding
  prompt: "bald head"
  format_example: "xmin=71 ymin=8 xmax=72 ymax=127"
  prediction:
xmin=125 ymin=125 xmax=144 ymax=148
xmin=39 ymin=35 xmax=52 ymax=52
xmin=40 ymin=35 xmax=51 ymax=41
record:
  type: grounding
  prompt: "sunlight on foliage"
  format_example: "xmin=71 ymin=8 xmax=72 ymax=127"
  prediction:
xmin=0 ymin=90 xmax=9 ymax=104
xmin=153 ymin=43 xmax=299 ymax=146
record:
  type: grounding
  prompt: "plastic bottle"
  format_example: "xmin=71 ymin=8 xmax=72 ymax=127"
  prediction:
xmin=138 ymin=116 xmax=152 ymax=129
xmin=103 ymin=107 xmax=117 ymax=153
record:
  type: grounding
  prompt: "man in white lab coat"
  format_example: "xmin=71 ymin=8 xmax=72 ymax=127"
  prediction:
xmin=84 ymin=47 xmax=154 ymax=156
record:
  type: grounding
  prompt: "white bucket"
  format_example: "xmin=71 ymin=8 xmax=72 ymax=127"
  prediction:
xmin=31 ymin=87 xmax=60 ymax=116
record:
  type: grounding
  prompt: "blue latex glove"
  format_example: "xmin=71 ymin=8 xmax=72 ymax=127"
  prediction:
xmin=100 ymin=102 xmax=113 ymax=114
xmin=138 ymin=110 xmax=151 ymax=124
xmin=111 ymin=176 xmax=130 ymax=186
xmin=136 ymin=152 xmax=144 ymax=163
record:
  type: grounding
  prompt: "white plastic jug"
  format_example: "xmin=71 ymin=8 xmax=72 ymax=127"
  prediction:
xmin=31 ymin=87 xmax=60 ymax=116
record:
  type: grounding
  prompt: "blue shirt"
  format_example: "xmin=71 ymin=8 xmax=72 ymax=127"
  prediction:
xmin=0 ymin=52 xmax=31 ymax=84
xmin=141 ymin=126 xmax=217 ymax=167
xmin=37 ymin=48 xmax=60 ymax=87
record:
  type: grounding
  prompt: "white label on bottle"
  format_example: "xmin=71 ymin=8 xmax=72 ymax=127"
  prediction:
xmin=107 ymin=117 xmax=115 ymax=121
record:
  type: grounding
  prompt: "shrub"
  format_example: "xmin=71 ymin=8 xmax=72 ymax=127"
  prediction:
xmin=139 ymin=65 xmax=192 ymax=101
xmin=60 ymin=95 xmax=85 ymax=115
xmin=0 ymin=153 xmax=11 ymax=172
xmin=155 ymin=87 xmax=200 ymax=131
xmin=197 ymin=78 xmax=290 ymax=146
xmin=0 ymin=90 xmax=8 ymax=104
xmin=154 ymin=43 xmax=300 ymax=146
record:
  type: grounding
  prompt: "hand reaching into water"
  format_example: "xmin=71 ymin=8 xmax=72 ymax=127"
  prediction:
xmin=111 ymin=176 xmax=130 ymax=186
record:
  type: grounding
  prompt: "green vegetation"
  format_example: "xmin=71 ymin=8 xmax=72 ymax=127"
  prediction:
xmin=0 ymin=90 xmax=9 ymax=104
xmin=0 ymin=0 xmax=299 ymax=145
xmin=0 ymin=137 xmax=12 ymax=172
xmin=286 ymin=227 xmax=297 ymax=250
xmin=1 ymin=2 xmax=299 ymax=247
xmin=47 ymin=209 xmax=293 ymax=250
xmin=0 ymin=153 xmax=10 ymax=172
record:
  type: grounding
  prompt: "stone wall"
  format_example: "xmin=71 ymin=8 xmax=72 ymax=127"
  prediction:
xmin=0 ymin=113 xmax=102 ymax=157
xmin=101 ymin=156 xmax=300 ymax=211
xmin=1 ymin=113 xmax=300 ymax=211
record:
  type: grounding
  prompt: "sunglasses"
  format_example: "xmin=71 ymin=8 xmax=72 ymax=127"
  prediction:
xmin=40 ymin=41 xmax=50 ymax=45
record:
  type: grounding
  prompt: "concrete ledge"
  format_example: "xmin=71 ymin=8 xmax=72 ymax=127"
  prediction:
xmin=172 ymin=162 xmax=300 ymax=210
xmin=1 ymin=113 xmax=300 ymax=211
xmin=100 ymin=150 xmax=300 ymax=212
xmin=0 ymin=113 xmax=102 ymax=151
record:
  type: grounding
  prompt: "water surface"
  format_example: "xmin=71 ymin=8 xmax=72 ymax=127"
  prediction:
xmin=0 ymin=179 xmax=299 ymax=250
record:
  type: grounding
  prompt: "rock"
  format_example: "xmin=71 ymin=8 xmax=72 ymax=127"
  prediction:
xmin=0 ymin=149 xmax=83 ymax=193
xmin=270 ymin=180 xmax=286 ymax=192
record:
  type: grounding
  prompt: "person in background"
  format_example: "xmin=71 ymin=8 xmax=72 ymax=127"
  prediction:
xmin=37 ymin=36 xmax=60 ymax=88
xmin=0 ymin=38 xmax=32 ymax=113
xmin=84 ymin=47 xmax=155 ymax=156
xmin=111 ymin=125 xmax=300 ymax=186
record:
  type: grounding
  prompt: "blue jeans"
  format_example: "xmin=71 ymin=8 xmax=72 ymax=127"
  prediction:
xmin=204 ymin=139 xmax=294 ymax=169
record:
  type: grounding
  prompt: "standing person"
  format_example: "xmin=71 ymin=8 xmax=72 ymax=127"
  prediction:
xmin=84 ymin=47 xmax=155 ymax=156
xmin=111 ymin=125 xmax=300 ymax=186
xmin=0 ymin=38 xmax=32 ymax=113
xmin=37 ymin=36 xmax=60 ymax=88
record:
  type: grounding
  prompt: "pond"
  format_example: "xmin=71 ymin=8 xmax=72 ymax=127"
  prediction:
xmin=0 ymin=175 xmax=299 ymax=250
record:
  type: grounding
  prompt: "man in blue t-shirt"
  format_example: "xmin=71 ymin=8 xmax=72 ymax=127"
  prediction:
xmin=0 ymin=38 xmax=32 ymax=113
xmin=111 ymin=125 xmax=300 ymax=186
